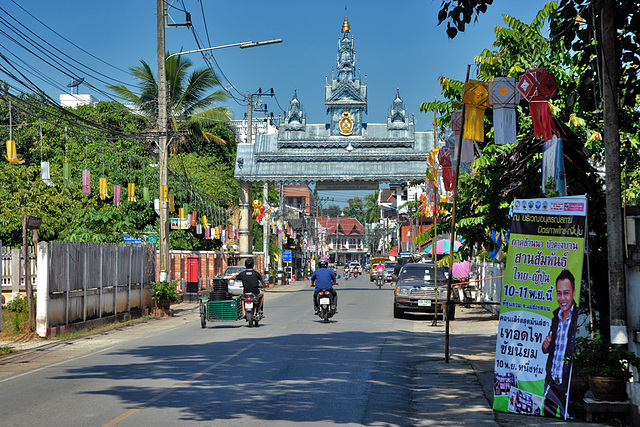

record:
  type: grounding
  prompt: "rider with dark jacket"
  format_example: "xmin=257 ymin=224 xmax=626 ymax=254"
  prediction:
xmin=310 ymin=259 xmax=337 ymax=314
xmin=232 ymin=258 xmax=265 ymax=314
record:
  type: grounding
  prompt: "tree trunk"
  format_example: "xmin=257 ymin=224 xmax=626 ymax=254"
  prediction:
xmin=601 ymin=0 xmax=627 ymax=343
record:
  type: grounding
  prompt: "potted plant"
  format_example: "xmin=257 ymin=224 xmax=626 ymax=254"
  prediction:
xmin=151 ymin=280 xmax=179 ymax=309
xmin=571 ymin=330 xmax=640 ymax=401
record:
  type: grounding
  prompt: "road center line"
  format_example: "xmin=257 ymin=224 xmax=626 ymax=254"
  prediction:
xmin=101 ymin=342 xmax=255 ymax=427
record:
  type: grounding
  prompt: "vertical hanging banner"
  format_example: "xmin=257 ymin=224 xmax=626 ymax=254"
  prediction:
xmin=489 ymin=77 xmax=519 ymax=144
xmin=493 ymin=195 xmax=587 ymax=419
xmin=542 ymin=136 xmax=567 ymax=197
xmin=113 ymin=185 xmax=121 ymax=207
xmin=82 ymin=170 xmax=91 ymax=195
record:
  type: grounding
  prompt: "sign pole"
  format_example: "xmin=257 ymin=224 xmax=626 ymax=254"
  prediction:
xmin=445 ymin=64 xmax=471 ymax=363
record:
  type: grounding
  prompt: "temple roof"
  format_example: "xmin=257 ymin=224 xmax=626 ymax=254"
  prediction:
xmin=233 ymin=12 xmax=438 ymax=184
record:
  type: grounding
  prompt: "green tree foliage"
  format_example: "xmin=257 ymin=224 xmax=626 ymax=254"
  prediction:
xmin=0 ymin=92 xmax=240 ymax=249
xmin=0 ymin=163 xmax=89 ymax=245
xmin=343 ymin=197 xmax=366 ymax=224
xmin=432 ymin=0 xmax=626 ymax=325
xmin=363 ymin=190 xmax=381 ymax=224
xmin=320 ymin=204 xmax=342 ymax=218
xmin=437 ymin=0 xmax=494 ymax=38
xmin=549 ymin=0 xmax=640 ymax=204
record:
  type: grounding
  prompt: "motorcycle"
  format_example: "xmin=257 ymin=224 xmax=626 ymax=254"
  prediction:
xmin=242 ymin=292 xmax=263 ymax=327
xmin=315 ymin=288 xmax=337 ymax=323
xmin=374 ymin=270 xmax=385 ymax=288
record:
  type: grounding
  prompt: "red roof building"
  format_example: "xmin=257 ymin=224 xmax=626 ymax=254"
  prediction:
xmin=317 ymin=216 xmax=366 ymax=263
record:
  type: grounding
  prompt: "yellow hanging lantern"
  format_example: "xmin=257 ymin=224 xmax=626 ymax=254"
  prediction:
xmin=179 ymin=207 xmax=185 ymax=219
xmin=168 ymin=195 xmax=174 ymax=212
xmin=99 ymin=177 xmax=109 ymax=200
xmin=5 ymin=140 xmax=25 ymax=164
xmin=202 ymin=215 xmax=209 ymax=229
xmin=462 ymin=80 xmax=489 ymax=142
xmin=128 ymin=183 xmax=136 ymax=202
xmin=252 ymin=199 xmax=262 ymax=217
xmin=428 ymin=148 xmax=439 ymax=169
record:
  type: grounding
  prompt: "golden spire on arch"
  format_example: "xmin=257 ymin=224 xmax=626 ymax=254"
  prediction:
xmin=341 ymin=8 xmax=351 ymax=33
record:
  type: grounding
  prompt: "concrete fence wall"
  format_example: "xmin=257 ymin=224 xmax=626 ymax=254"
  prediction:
xmin=36 ymin=241 xmax=156 ymax=338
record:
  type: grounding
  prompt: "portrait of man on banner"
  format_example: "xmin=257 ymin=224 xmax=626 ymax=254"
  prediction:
xmin=542 ymin=269 xmax=579 ymax=417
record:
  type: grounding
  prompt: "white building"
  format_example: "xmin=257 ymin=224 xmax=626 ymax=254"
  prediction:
xmin=59 ymin=94 xmax=98 ymax=108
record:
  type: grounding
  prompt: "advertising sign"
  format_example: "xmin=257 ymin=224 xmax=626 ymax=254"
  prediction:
xmin=171 ymin=218 xmax=188 ymax=230
xmin=493 ymin=196 xmax=587 ymax=419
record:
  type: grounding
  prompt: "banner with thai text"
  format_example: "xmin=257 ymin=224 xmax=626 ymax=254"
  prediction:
xmin=493 ymin=196 xmax=587 ymax=419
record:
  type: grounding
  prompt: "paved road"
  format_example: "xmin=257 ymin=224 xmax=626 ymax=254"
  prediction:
xmin=0 ymin=275 xmax=436 ymax=426
xmin=0 ymin=275 xmax=612 ymax=426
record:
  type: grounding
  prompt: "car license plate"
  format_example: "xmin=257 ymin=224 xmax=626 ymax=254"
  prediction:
xmin=245 ymin=302 xmax=253 ymax=309
xmin=319 ymin=298 xmax=330 ymax=305
xmin=418 ymin=300 xmax=431 ymax=307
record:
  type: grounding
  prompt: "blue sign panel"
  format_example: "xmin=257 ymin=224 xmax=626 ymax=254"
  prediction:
xmin=283 ymin=250 xmax=292 ymax=263
xmin=123 ymin=235 xmax=143 ymax=245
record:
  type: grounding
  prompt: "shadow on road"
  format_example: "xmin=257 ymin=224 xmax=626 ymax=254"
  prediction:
xmin=50 ymin=314 xmax=497 ymax=425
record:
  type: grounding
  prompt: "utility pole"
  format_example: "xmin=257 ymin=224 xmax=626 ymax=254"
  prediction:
xmin=238 ymin=94 xmax=253 ymax=256
xmin=278 ymin=182 xmax=284 ymax=273
xmin=157 ymin=0 xmax=170 ymax=282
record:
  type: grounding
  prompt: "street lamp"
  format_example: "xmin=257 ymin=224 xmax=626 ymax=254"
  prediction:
xmin=165 ymin=39 xmax=283 ymax=61
xmin=156 ymin=5 xmax=282 ymax=281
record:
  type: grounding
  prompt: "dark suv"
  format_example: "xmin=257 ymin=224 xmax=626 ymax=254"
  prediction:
xmin=393 ymin=263 xmax=450 ymax=318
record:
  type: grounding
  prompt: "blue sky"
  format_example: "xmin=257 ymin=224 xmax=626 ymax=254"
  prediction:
xmin=0 ymin=0 xmax=550 ymax=206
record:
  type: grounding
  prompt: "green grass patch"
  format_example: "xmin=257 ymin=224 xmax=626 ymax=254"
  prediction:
xmin=50 ymin=315 xmax=153 ymax=340
xmin=0 ymin=308 xmax=29 ymax=338
xmin=0 ymin=346 xmax=14 ymax=355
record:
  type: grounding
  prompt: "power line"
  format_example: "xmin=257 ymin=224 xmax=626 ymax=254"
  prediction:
xmin=7 ymin=0 xmax=135 ymax=80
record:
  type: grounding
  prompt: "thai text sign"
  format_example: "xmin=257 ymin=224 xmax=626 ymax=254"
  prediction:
xmin=493 ymin=196 xmax=586 ymax=419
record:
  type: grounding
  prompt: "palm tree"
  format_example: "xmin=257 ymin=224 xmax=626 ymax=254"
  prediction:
xmin=109 ymin=52 xmax=232 ymax=150
xmin=364 ymin=190 xmax=380 ymax=224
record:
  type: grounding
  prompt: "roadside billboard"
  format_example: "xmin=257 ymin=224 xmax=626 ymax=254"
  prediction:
xmin=493 ymin=196 xmax=587 ymax=419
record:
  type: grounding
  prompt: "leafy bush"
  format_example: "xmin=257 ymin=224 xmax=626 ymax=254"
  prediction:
xmin=6 ymin=296 xmax=28 ymax=313
xmin=572 ymin=330 xmax=640 ymax=380
xmin=151 ymin=281 xmax=179 ymax=302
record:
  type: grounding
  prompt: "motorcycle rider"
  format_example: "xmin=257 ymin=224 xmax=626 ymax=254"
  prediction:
xmin=231 ymin=258 xmax=266 ymax=315
xmin=310 ymin=259 xmax=337 ymax=314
